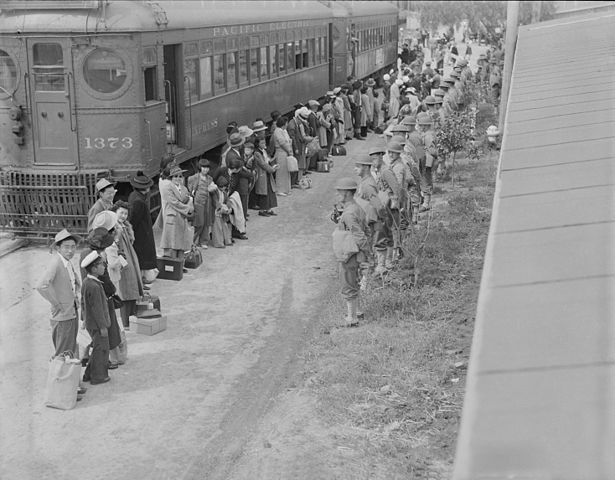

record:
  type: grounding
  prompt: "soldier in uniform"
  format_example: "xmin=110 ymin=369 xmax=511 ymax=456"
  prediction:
xmin=386 ymin=139 xmax=409 ymax=264
xmin=369 ymin=146 xmax=400 ymax=272
xmin=331 ymin=178 xmax=370 ymax=327
xmin=404 ymin=118 xmax=426 ymax=223
xmin=416 ymin=112 xmax=437 ymax=212
xmin=424 ymin=95 xmax=440 ymax=128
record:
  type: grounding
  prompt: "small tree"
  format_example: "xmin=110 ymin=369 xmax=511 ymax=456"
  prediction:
xmin=434 ymin=111 xmax=475 ymax=187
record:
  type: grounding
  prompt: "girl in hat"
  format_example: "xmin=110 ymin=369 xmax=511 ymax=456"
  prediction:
xmin=211 ymin=176 xmax=233 ymax=248
xmin=187 ymin=158 xmax=215 ymax=248
xmin=109 ymin=201 xmax=144 ymax=330
xmin=253 ymin=140 xmax=279 ymax=217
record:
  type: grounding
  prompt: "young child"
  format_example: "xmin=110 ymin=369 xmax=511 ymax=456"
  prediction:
xmin=81 ymin=251 xmax=111 ymax=385
xmin=211 ymin=176 xmax=233 ymax=248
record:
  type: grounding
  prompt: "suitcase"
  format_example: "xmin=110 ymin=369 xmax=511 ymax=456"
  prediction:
xmin=331 ymin=145 xmax=346 ymax=156
xmin=156 ymin=256 xmax=183 ymax=281
xmin=184 ymin=246 xmax=202 ymax=269
xmin=133 ymin=310 xmax=167 ymax=336
xmin=316 ymin=160 xmax=330 ymax=172
xmin=136 ymin=294 xmax=161 ymax=316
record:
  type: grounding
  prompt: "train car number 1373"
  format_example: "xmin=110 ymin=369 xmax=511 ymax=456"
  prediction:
xmin=84 ymin=137 xmax=134 ymax=149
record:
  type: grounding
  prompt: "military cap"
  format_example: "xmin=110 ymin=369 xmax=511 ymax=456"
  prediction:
xmin=400 ymin=115 xmax=417 ymax=126
xmin=443 ymin=76 xmax=455 ymax=85
xmin=424 ymin=95 xmax=437 ymax=105
xmin=391 ymin=123 xmax=410 ymax=133
xmin=450 ymin=71 xmax=461 ymax=80
xmin=354 ymin=154 xmax=373 ymax=167
xmin=434 ymin=88 xmax=446 ymax=97
xmin=335 ymin=177 xmax=358 ymax=190
xmin=416 ymin=112 xmax=433 ymax=126
xmin=456 ymin=58 xmax=468 ymax=67
xmin=368 ymin=145 xmax=386 ymax=156
xmin=387 ymin=139 xmax=404 ymax=153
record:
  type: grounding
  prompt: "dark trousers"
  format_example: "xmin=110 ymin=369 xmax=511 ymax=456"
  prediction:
xmin=290 ymin=171 xmax=299 ymax=186
xmin=239 ymin=192 xmax=249 ymax=218
xmin=119 ymin=300 xmax=136 ymax=328
xmin=50 ymin=316 xmax=78 ymax=357
xmin=84 ymin=330 xmax=109 ymax=383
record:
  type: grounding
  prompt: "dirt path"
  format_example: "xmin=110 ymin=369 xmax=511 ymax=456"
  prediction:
xmin=0 ymin=138 xmax=376 ymax=479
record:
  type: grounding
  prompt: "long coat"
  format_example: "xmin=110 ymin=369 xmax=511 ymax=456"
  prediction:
xmin=254 ymin=149 xmax=277 ymax=196
xmin=107 ymin=221 xmax=143 ymax=302
xmin=157 ymin=178 xmax=193 ymax=251
xmin=128 ymin=190 xmax=157 ymax=270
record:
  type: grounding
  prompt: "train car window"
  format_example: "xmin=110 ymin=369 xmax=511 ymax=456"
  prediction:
xmin=250 ymin=36 xmax=259 ymax=49
xmin=227 ymin=51 xmax=238 ymax=90
xmin=238 ymin=50 xmax=248 ymax=86
xmin=200 ymin=41 xmax=213 ymax=55
xmin=214 ymin=39 xmax=226 ymax=54
xmin=302 ymin=40 xmax=309 ymax=68
xmin=286 ymin=43 xmax=294 ymax=72
xmin=278 ymin=44 xmax=285 ymax=75
xmin=199 ymin=57 xmax=213 ymax=98
xmin=83 ymin=48 xmax=127 ymax=94
xmin=249 ymin=48 xmax=259 ymax=83
xmin=259 ymin=46 xmax=268 ymax=80
xmin=213 ymin=54 xmax=225 ymax=93
xmin=184 ymin=58 xmax=198 ymax=103
xmin=294 ymin=41 xmax=302 ymax=70
xmin=0 ymin=50 xmax=18 ymax=96
xmin=33 ymin=43 xmax=65 ymax=91
xmin=185 ymin=42 xmax=198 ymax=57
xmin=269 ymin=45 xmax=277 ymax=77
xmin=144 ymin=66 xmax=157 ymax=102
xmin=227 ymin=38 xmax=239 ymax=51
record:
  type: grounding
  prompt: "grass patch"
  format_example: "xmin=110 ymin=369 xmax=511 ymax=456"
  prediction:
xmin=302 ymin=158 xmax=495 ymax=478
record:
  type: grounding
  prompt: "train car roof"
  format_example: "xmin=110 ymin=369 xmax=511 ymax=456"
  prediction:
xmin=0 ymin=1 xmax=334 ymax=34
xmin=330 ymin=0 xmax=399 ymax=19
xmin=453 ymin=9 xmax=615 ymax=480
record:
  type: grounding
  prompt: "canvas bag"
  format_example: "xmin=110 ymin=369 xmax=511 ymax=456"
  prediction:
xmin=45 ymin=352 xmax=81 ymax=410
xmin=332 ymin=229 xmax=359 ymax=263
xmin=287 ymin=155 xmax=299 ymax=172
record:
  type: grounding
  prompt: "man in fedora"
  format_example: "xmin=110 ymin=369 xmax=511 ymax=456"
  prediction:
xmin=128 ymin=173 xmax=158 ymax=284
xmin=88 ymin=178 xmax=116 ymax=231
xmin=36 ymin=229 xmax=82 ymax=358
xmin=226 ymin=132 xmax=245 ymax=172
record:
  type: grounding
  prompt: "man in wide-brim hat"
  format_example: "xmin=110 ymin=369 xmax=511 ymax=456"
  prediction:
xmin=127 ymin=172 xmax=158 ymax=283
xmin=36 ymin=229 xmax=83 ymax=358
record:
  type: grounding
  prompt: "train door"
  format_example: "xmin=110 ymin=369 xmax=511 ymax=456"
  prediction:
xmin=26 ymin=38 xmax=78 ymax=166
xmin=163 ymin=44 xmax=186 ymax=151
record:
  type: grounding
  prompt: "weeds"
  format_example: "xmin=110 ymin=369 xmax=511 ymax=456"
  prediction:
xmin=304 ymin=157 xmax=495 ymax=478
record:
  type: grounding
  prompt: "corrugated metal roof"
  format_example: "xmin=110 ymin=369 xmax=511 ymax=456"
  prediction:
xmin=454 ymin=10 xmax=615 ymax=480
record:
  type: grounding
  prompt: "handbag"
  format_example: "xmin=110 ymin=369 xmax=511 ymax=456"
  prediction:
xmin=332 ymin=229 xmax=359 ymax=263
xmin=306 ymin=138 xmax=320 ymax=158
xmin=77 ymin=326 xmax=92 ymax=361
xmin=287 ymin=155 xmax=299 ymax=173
xmin=184 ymin=245 xmax=203 ymax=269
xmin=45 ymin=351 xmax=82 ymax=410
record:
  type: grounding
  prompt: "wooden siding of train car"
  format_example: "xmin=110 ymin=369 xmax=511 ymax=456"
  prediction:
xmin=351 ymin=16 xmax=398 ymax=80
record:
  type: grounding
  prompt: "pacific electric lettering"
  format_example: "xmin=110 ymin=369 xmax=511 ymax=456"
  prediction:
xmin=213 ymin=21 xmax=314 ymax=37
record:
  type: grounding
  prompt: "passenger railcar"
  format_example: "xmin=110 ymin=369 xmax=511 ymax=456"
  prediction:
xmin=0 ymin=0 xmax=397 ymax=236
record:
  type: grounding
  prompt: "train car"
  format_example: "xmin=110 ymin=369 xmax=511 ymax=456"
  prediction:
xmin=0 ymin=0 xmax=397 ymax=237
xmin=329 ymin=0 xmax=398 ymax=87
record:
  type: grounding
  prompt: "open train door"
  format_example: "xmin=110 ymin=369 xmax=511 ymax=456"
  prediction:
xmin=163 ymin=44 xmax=187 ymax=154
xmin=25 ymin=38 xmax=78 ymax=167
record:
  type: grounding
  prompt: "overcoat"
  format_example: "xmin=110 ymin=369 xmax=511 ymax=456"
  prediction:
xmin=254 ymin=150 xmax=277 ymax=196
xmin=157 ymin=178 xmax=193 ymax=251
xmin=127 ymin=190 xmax=157 ymax=270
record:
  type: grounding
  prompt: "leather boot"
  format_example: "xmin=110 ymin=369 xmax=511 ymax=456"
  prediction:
xmin=345 ymin=298 xmax=359 ymax=327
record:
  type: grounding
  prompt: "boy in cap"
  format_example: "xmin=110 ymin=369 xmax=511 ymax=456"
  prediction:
xmin=88 ymin=178 xmax=116 ymax=231
xmin=331 ymin=178 xmax=370 ymax=327
xmin=36 ymin=229 xmax=82 ymax=358
xmin=81 ymin=251 xmax=111 ymax=385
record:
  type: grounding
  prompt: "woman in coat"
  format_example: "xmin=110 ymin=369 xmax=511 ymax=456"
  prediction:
xmin=252 ymin=140 xmax=279 ymax=216
xmin=187 ymin=158 xmax=215 ymax=247
xmin=318 ymin=104 xmax=335 ymax=155
xmin=108 ymin=200 xmax=143 ymax=329
xmin=127 ymin=173 xmax=157 ymax=283
xmin=273 ymin=116 xmax=293 ymax=196
xmin=156 ymin=165 xmax=194 ymax=260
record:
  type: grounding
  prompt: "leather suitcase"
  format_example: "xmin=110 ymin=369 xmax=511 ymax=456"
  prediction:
xmin=156 ymin=257 xmax=183 ymax=281
xmin=316 ymin=160 xmax=330 ymax=172
xmin=331 ymin=145 xmax=346 ymax=156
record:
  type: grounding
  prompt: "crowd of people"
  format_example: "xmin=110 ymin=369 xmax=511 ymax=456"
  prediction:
xmin=35 ymin=39 xmax=503 ymax=393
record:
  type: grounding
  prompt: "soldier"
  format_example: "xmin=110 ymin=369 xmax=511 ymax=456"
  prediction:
xmin=369 ymin=146 xmax=400 ymax=272
xmin=353 ymin=154 xmax=381 ymax=273
xmin=404 ymin=118 xmax=426 ymax=222
xmin=440 ymin=78 xmax=457 ymax=116
xmin=386 ymin=139 xmax=408 ymax=263
xmin=331 ymin=178 xmax=370 ymax=327
xmin=416 ymin=112 xmax=437 ymax=212
xmin=456 ymin=58 xmax=473 ymax=85
xmin=424 ymin=95 xmax=440 ymax=127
